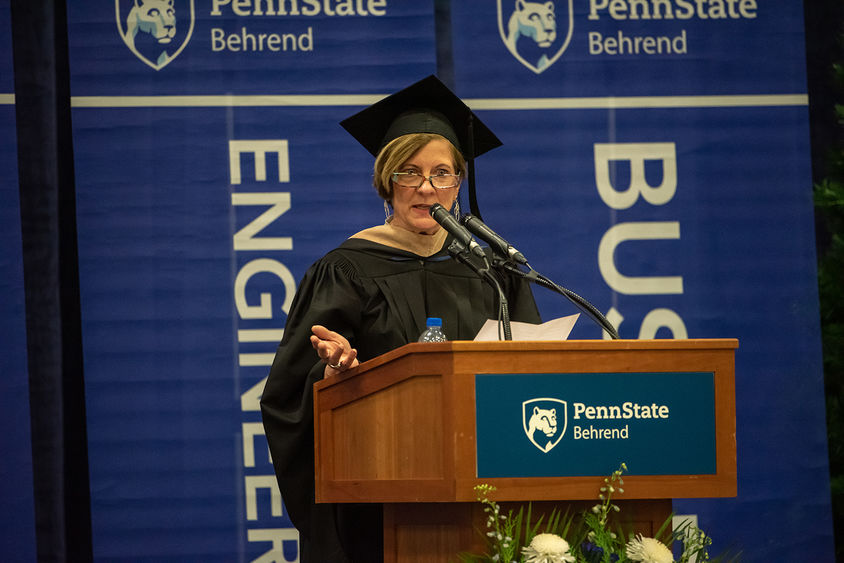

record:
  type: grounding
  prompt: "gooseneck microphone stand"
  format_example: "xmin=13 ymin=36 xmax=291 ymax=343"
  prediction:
xmin=458 ymin=213 xmax=620 ymax=339
xmin=446 ymin=240 xmax=513 ymax=341
xmin=495 ymin=259 xmax=620 ymax=340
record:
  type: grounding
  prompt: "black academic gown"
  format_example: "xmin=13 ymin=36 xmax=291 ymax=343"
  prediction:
xmin=260 ymin=234 xmax=540 ymax=563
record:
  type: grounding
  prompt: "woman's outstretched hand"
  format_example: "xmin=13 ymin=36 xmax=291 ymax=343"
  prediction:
xmin=310 ymin=325 xmax=359 ymax=378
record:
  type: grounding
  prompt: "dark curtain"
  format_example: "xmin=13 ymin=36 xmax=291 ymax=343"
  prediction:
xmin=3 ymin=3 xmax=455 ymax=561
xmin=10 ymin=1 xmax=93 ymax=561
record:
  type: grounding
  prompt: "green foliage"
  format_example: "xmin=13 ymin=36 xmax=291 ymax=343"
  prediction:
xmin=581 ymin=463 xmax=627 ymax=563
xmin=815 ymin=27 xmax=844 ymax=563
xmin=457 ymin=483 xmax=577 ymax=563
xmin=460 ymin=464 xmax=741 ymax=563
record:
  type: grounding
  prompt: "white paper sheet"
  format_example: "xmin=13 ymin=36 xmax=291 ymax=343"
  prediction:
xmin=472 ymin=314 xmax=580 ymax=341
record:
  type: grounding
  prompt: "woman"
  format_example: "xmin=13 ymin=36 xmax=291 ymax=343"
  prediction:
xmin=260 ymin=76 xmax=541 ymax=562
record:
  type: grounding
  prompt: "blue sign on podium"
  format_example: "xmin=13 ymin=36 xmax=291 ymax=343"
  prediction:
xmin=476 ymin=371 xmax=716 ymax=478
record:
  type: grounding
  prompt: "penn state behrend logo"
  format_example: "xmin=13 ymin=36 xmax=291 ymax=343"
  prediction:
xmin=497 ymin=0 xmax=573 ymax=74
xmin=116 ymin=0 xmax=195 ymax=71
xmin=522 ymin=398 xmax=567 ymax=453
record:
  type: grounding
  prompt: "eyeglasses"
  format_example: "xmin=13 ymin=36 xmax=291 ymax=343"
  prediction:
xmin=391 ymin=172 xmax=461 ymax=189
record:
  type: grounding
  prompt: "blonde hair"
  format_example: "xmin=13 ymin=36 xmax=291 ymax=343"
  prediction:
xmin=373 ymin=133 xmax=466 ymax=202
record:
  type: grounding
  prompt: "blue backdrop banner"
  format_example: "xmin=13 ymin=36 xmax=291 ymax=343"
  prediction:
xmin=67 ymin=2 xmax=436 ymax=561
xmin=450 ymin=2 xmax=831 ymax=561
xmin=64 ymin=0 xmax=833 ymax=561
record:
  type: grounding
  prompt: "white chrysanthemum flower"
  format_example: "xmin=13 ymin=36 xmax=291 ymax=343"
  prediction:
xmin=521 ymin=533 xmax=576 ymax=563
xmin=625 ymin=534 xmax=674 ymax=563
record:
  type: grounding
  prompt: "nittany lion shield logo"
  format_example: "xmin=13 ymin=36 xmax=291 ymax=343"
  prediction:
xmin=522 ymin=398 xmax=567 ymax=453
xmin=497 ymin=0 xmax=573 ymax=74
xmin=116 ymin=0 xmax=195 ymax=71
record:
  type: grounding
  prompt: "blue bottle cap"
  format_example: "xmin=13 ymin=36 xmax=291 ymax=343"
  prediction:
xmin=426 ymin=317 xmax=442 ymax=327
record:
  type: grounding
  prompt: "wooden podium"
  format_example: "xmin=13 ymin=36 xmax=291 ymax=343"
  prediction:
xmin=313 ymin=339 xmax=737 ymax=562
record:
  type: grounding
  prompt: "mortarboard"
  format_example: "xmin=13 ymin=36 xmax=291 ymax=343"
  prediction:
xmin=340 ymin=75 xmax=501 ymax=218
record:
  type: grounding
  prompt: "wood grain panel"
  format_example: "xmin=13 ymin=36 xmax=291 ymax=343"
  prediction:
xmin=331 ymin=375 xmax=444 ymax=481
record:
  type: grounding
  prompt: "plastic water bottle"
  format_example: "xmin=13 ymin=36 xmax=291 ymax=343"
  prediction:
xmin=418 ymin=317 xmax=448 ymax=342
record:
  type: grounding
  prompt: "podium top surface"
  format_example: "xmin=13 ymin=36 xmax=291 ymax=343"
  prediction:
xmin=316 ymin=338 xmax=739 ymax=390
xmin=392 ymin=338 xmax=738 ymax=353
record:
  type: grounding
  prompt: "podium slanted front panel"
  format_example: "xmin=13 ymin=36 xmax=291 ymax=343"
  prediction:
xmin=314 ymin=347 xmax=460 ymax=503
xmin=330 ymin=374 xmax=444 ymax=481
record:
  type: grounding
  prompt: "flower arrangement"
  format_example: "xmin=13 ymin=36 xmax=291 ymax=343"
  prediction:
xmin=458 ymin=463 xmax=740 ymax=563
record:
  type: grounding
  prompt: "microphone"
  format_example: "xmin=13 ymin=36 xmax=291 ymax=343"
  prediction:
xmin=461 ymin=214 xmax=529 ymax=266
xmin=429 ymin=204 xmax=487 ymax=260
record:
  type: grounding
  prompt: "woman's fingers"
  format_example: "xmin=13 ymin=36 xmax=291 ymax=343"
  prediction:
xmin=311 ymin=324 xmax=343 ymax=343
xmin=341 ymin=348 xmax=358 ymax=369
xmin=310 ymin=325 xmax=358 ymax=374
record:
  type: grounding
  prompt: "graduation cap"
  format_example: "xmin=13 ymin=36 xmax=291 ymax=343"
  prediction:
xmin=340 ymin=75 xmax=501 ymax=219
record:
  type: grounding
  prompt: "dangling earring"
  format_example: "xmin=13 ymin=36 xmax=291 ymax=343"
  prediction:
xmin=451 ymin=199 xmax=461 ymax=221
xmin=384 ymin=200 xmax=393 ymax=224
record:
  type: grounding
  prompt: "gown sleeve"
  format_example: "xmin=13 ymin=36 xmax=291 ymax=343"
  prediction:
xmin=259 ymin=252 xmax=363 ymax=540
